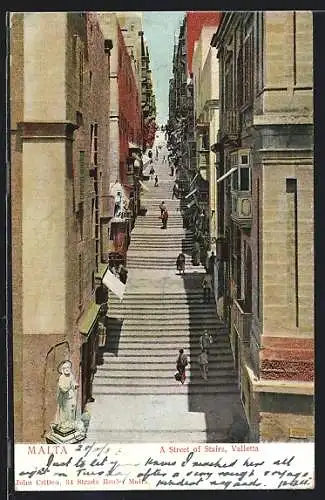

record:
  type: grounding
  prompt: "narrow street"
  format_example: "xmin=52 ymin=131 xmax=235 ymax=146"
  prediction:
xmin=86 ymin=137 xmax=244 ymax=442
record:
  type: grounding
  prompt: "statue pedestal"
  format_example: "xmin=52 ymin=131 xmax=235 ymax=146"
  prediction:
xmin=45 ymin=424 xmax=86 ymax=444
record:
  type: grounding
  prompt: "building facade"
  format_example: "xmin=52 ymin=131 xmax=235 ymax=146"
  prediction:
xmin=98 ymin=13 xmax=143 ymax=266
xmin=116 ymin=12 xmax=143 ymax=93
xmin=192 ymin=24 xmax=220 ymax=267
xmin=140 ymin=34 xmax=157 ymax=150
xmin=10 ymin=12 xmax=112 ymax=442
xmin=212 ymin=11 xmax=314 ymax=441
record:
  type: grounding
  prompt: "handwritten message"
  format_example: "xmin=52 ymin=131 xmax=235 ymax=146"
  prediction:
xmin=15 ymin=442 xmax=314 ymax=490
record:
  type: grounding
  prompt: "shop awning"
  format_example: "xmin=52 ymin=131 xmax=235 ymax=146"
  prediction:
xmin=102 ymin=268 xmax=126 ymax=301
xmin=217 ymin=167 xmax=238 ymax=184
xmin=187 ymin=198 xmax=198 ymax=209
xmin=185 ymin=188 xmax=197 ymax=199
xmin=139 ymin=180 xmax=150 ymax=192
xmin=189 ymin=173 xmax=198 ymax=188
xmin=128 ymin=142 xmax=142 ymax=152
xmin=94 ymin=263 xmax=109 ymax=281
xmin=79 ymin=302 xmax=101 ymax=338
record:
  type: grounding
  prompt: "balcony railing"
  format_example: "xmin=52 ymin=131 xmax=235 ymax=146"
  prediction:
xmin=220 ymin=110 xmax=241 ymax=141
xmin=232 ymin=299 xmax=252 ymax=343
xmin=231 ymin=192 xmax=252 ymax=228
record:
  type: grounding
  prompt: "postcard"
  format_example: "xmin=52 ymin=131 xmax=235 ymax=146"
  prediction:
xmin=8 ymin=10 xmax=314 ymax=492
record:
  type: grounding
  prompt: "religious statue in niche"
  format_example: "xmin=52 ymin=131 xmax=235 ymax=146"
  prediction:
xmin=45 ymin=359 xmax=88 ymax=443
xmin=114 ymin=190 xmax=122 ymax=217
xmin=54 ymin=360 xmax=79 ymax=434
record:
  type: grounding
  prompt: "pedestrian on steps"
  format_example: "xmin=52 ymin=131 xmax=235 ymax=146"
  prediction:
xmin=172 ymin=183 xmax=178 ymax=199
xmin=176 ymin=253 xmax=185 ymax=275
xmin=197 ymin=350 xmax=208 ymax=381
xmin=150 ymin=166 xmax=155 ymax=180
xmin=200 ymin=329 xmax=213 ymax=354
xmin=159 ymin=201 xmax=166 ymax=216
xmin=176 ymin=348 xmax=188 ymax=384
xmin=154 ymin=175 xmax=159 ymax=187
xmin=202 ymin=272 xmax=213 ymax=303
xmin=161 ymin=209 xmax=168 ymax=229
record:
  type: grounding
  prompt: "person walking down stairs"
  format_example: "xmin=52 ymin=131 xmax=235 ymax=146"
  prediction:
xmin=197 ymin=350 xmax=209 ymax=381
xmin=202 ymin=272 xmax=213 ymax=303
xmin=159 ymin=200 xmax=166 ymax=216
xmin=161 ymin=209 xmax=168 ymax=229
xmin=175 ymin=349 xmax=188 ymax=385
xmin=176 ymin=252 xmax=185 ymax=275
xmin=154 ymin=175 xmax=159 ymax=187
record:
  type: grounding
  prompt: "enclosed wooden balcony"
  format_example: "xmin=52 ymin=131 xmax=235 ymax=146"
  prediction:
xmin=231 ymin=191 xmax=252 ymax=228
xmin=231 ymin=298 xmax=252 ymax=343
xmin=220 ymin=110 xmax=241 ymax=143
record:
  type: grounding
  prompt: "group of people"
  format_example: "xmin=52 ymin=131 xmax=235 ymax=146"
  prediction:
xmin=159 ymin=200 xmax=168 ymax=229
xmin=175 ymin=330 xmax=213 ymax=384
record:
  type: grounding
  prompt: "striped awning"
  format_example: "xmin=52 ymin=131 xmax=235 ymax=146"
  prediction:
xmin=139 ymin=180 xmax=150 ymax=192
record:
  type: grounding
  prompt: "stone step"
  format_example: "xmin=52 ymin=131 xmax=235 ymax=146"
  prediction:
xmin=130 ymin=234 xmax=192 ymax=239
xmin=93 ymin=385 xmax=239 ymax=395
xmin=96 ymin=369 xmax=236 ymax=379
xmin=129 ymin=241 xmax=193 ymax=246
xmin=108 ymin=295 xmax=213 ymax=303
xmin=100 ymin=358 xmax=234 ymax=366
xmin=101 ymin=347 xmax=232 ymax=356
xmin=107 ymin=311 xmax=219 ymax=318
xmin=105 ymin=326 xmax=222 ymax=334
xmin=85 ymin=430 xmax=229 ymax=443
xmin=107 ymin=307 xmax=219 ymax=313
xmin=104 ymin=342 xmax=230 ymax=351
xmin=97 ymin=363 xmax=234 ymax=372
xmin=101 ymin=355 xmax=235 ymax=363
xmin=106 ymin=320 xmax=220 ymax=327
xmin=106 ymin=330 xmax=227 ymax=337
xmin=104 ymin=339 xmax=229 ymax=348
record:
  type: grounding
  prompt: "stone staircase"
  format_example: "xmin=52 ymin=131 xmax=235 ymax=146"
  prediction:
xmin=86 ymin=145 xmax=243 ymax=443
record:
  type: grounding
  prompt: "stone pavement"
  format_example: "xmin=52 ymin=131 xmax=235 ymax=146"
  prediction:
xmin=86 ymin=138 xmax=245 ymax=443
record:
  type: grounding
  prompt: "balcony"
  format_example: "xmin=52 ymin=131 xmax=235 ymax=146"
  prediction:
xmin=231 ymin=299 xmax=252 ymax=344
xmin=220 ymin=110 xmax=241 ymax=144
xmin=231 ymin=191 xmax=252 ymax=229
xmin=197 ymin=150 xmax=209 ymax=170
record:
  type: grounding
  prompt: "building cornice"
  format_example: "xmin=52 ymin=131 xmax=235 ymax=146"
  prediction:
xmin=245 ymin=363 xmax=314 ymax=396
xmin=211 ymin=12 xmax=234 ymax=49
xmin=18 ymin=121 xmax=78 ymax=140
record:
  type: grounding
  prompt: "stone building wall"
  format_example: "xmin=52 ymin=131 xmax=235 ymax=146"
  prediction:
xmin=10 ymin=12 xmax=111 ymax=442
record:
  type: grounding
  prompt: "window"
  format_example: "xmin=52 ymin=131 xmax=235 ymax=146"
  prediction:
xmin=94 ymin=123 xmax=98 ymax=166
xmin=240 ymin=168 xmax=250 ymax=191
xmin=79 ymin=49 xmax=84 ymax=107
xmin=78 ymin=254 xmax=83 ymax=307
xmin=90 ymin=123 xmax=98 ymax=166
xmin=79 ymin=151 xmax=85 ymax=201
xmin=91 ymin=199 xmax=96 ymax=239
xmin=256 ymin=12 xmax=264 ymax=93
xmin=257 ymin=177 xmax=260 ymax=318
xmin=231 ymin=150 xmax=251 ymax=192
xmin=243 ymin=14 xmax=254 ymax=105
